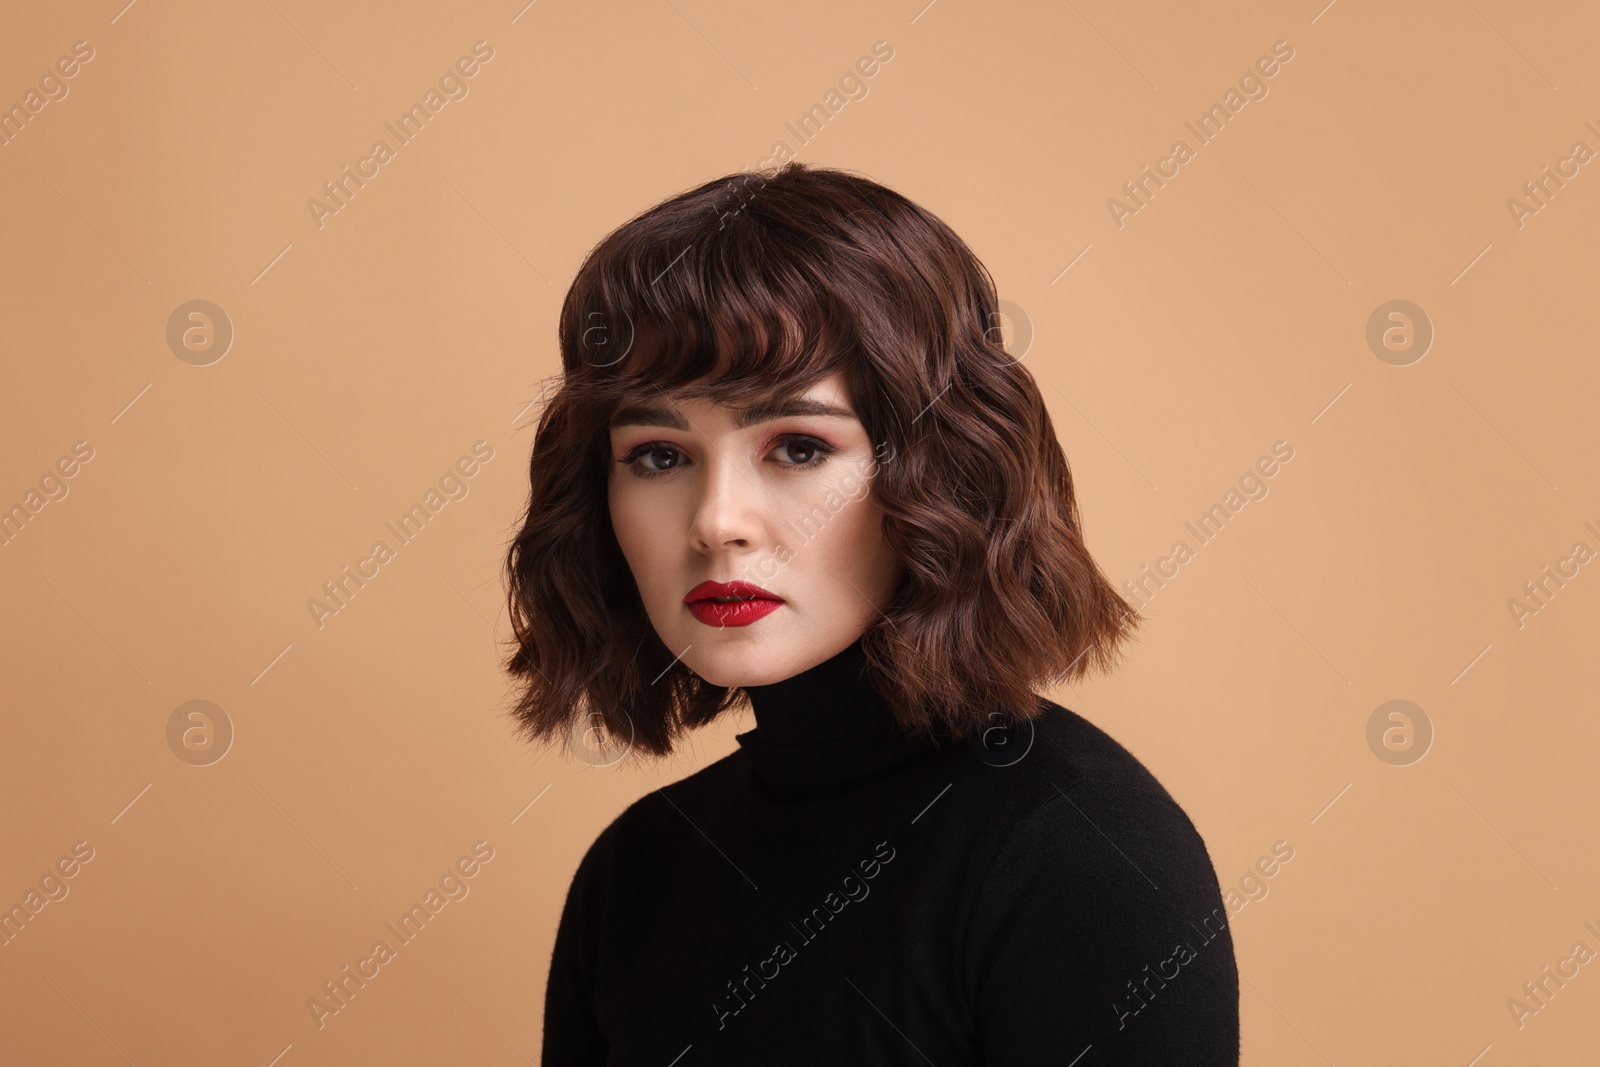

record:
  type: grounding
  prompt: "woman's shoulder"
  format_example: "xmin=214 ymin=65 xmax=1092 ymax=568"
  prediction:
xmin=961 ymin=701 xmax=1240 ymax=1062
xmin=570 ymin=747 xmax=752 ymax=869
xmin=958 ymin=698 xmax=1221 ymax=892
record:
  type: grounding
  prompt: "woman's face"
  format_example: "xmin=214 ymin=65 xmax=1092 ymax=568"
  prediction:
xmin=607 ymin=370 xmax=901 ymax=688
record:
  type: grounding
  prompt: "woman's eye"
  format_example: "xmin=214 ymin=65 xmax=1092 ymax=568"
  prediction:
xmin=774 ymin=439 xmax=814 ymax=464
xmin=641 ymin=446 xmax=684 ymax=471
xmin=772 ymin=436 xmax=833 ymax=467
xmin=620 ymin=444 xmax=684 ymax=476
xmin=619 ymin=436 xmax=833 ymax=478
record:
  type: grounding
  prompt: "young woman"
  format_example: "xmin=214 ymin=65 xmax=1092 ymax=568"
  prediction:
xmin=504 ymin=162 xmax=1239 ymax=1064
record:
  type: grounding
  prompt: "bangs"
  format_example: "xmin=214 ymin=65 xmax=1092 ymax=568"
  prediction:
xmin=558 ymin=190 xmax=859 ymax=412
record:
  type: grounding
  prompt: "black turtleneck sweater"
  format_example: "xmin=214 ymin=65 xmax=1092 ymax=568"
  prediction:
xmin=541 ymin=640 xmax=1239 ymax=1065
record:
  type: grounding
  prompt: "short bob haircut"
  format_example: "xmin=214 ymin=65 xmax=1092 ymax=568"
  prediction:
xmin=503 ymin=161 xmax=1139 ymax=759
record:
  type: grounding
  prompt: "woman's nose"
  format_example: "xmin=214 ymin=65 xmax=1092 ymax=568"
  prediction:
xmin=688 ymin=455 xmax=761 ymax=551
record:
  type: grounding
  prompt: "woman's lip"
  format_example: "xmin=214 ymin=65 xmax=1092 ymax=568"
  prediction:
xmin=686 ymin=597 xmax=783 ymax=628
xmin=683 ymin=579 xmax=783 ymax=604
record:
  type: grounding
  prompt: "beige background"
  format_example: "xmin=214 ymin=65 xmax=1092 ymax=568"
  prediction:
xmin=2 ymin=0 xmax=1597 ymax=1062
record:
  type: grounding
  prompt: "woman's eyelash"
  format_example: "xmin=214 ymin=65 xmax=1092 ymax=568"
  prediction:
xmin=616 ymin=435 xmax=836 ymax=478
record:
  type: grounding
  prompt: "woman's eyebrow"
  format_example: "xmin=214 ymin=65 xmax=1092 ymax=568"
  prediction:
xmin=608 ymin=398 xmax=858 ymax=430
xmin=733 ymin=398 xmax=857 ymax=428
xmin=608 ymin=403 xmax=688 ymax=430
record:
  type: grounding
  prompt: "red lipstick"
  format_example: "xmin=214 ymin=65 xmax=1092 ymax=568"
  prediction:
xmin=683 ymin=580 xmax=784 ymax=628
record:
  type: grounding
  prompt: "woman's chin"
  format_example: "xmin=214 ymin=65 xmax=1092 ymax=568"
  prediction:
xmin=684 ymin=644 xmax=793 ymax=689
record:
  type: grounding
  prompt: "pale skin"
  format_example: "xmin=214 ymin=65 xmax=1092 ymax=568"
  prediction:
xmin=606 ymin=370 xmax=902 ymax=688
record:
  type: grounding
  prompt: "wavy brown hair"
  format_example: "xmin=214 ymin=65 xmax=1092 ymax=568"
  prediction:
xmin=502 ymin=161 xmax=1140 ymax=760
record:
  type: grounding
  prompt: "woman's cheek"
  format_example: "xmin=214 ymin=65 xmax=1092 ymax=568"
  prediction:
xmin=608 ymin=486 xmax=651 ymax=568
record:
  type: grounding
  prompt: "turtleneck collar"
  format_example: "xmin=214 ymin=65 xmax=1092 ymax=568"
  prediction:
xmin=734 ymin=638 xmax=946 ymax=795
